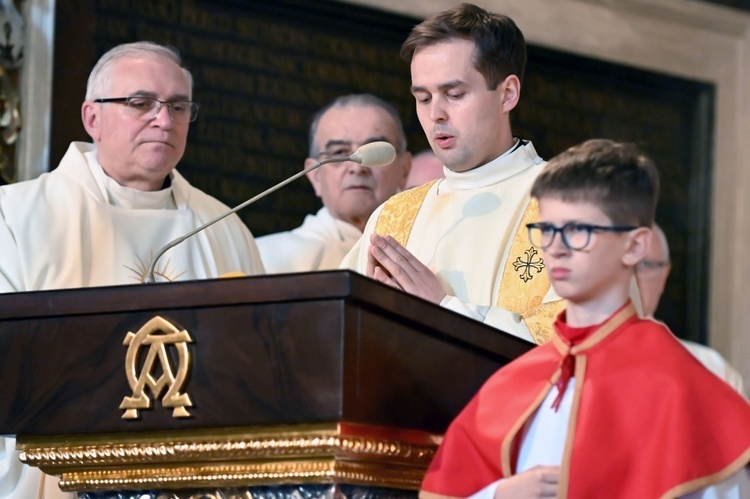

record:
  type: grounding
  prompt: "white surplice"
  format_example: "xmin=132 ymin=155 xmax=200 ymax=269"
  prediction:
xmin=256 ymin=207 xmax=361 ymax=273
xmin=0 ymin=142 xmax=264 ymax=292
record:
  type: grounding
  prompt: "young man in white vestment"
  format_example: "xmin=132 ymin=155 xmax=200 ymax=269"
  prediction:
xmin=635 ymin=223 xmax=745 ymax=396
xmin=341 ymin=3 xmax=563 ymax=344
xmin=0 ymin=41 xmax=265 ymax=498
xmin=256 ymin=94 xmax=412 ymax=273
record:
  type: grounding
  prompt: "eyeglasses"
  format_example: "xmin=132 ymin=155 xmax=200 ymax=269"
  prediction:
xmin=526 ymin=222 xmax=638 ymax=251
xmin=636 ymin=259 xmax=670 ymax=272
xmin=93 ymin=96 xmax=200 ymax=123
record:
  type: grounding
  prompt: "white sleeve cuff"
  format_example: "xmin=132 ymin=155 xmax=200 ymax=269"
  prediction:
xmin=440 ymin=296 xmax=534 ymax=342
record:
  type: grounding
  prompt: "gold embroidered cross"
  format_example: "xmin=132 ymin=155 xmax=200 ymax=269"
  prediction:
xmin=512 ymin=247 xmax=545 ymax=282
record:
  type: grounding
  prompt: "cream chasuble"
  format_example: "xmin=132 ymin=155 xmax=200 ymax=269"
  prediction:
xmin=0 ymin=142 xmax=264 ymax=292
xmin=256 ymin=207 xmax=362 ymax=273
xmin=340 ymin=140 xmax=563 ymax=343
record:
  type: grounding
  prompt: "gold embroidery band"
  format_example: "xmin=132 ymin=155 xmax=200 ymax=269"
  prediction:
xmin=375 ymin=183 xmax=560 ymax=344
xmin=497 ymin=197 xmax=562 ymax=345
xmin=496 ymin=198 xmax=548 ymax=311
xmin=373 ymin=181 xmax=436 ymax=245
xmin=522 ymin=300 xmax=567 ymax=345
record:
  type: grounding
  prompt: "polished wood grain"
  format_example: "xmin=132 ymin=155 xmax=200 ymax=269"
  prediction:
xmin=0 ymin=271 xmax=532 ymax=437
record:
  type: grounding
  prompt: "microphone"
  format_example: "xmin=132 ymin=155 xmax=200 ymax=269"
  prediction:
xmin=143 ymin=141 xmax=397 ymax=283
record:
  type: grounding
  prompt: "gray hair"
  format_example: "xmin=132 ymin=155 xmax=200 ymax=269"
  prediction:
xmin=85 ymin=41 xmax=193 ymax=101
xmin=308 ymin=94 xmax=407 ymax=157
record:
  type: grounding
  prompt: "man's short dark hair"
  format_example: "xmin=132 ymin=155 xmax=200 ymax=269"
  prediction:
xmin=531 ymin=139 xmax=660 ymax=227
xmin=400 ymin=3 xmax=527 ymax=90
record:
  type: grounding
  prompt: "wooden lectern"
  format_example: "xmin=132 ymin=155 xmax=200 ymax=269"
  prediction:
xmin=0 ymin=271 xmax=533 ymax=498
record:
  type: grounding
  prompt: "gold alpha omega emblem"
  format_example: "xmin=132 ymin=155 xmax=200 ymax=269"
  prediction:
xmin=120 ymin=316 xmax=193 ymax=420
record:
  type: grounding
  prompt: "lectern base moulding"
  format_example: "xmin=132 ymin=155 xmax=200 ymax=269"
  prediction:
xmin=17 ymin=422 xmax=440 ymax=495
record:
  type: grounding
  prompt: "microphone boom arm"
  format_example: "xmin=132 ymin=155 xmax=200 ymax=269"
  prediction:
xmin=144 ymin=154 xmax=370 ymax=283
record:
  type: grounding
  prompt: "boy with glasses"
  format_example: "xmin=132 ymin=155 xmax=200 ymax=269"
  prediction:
xmin=420 ymin=139 xmax=750 ymax=498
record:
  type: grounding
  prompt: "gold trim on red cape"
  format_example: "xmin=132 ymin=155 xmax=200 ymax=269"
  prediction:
xmin=420 ymin=303 xmax=750 ymax=498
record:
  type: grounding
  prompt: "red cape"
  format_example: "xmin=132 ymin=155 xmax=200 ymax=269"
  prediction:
xmin=421 ymin=304 xmax=750 ymax=498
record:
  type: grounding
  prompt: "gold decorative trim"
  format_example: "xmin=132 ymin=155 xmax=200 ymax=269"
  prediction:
xmin=522 ymin=300 xmax=567 ymax=345
xmin=497 ymin=197 xmax=550 ymax=314
xmin=18 ymin=423 xmax=439 ymax=492
xmin=373 ymin=180 xmax=436 ymax=245
xmin=59 ymin=460 xmax=424 ymax=491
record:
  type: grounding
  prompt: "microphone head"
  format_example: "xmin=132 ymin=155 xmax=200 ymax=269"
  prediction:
xmin=349 ymin=141 xmax=397 ymax=167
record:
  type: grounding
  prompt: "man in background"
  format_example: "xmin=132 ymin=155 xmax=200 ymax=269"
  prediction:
xmin=0 ymin=41 xmax=264 ymax=498
xmin=405 ymin=148 xmax=444 ymax=189
xmin=635 ymin=224 xmax=745 ymax=395
xmin=256 ymin=94 xmax=411 ymax=273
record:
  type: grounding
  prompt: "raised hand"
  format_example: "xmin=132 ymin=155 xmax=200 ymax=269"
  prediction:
xmin=366 ymin=233 xmax=447 ymax=304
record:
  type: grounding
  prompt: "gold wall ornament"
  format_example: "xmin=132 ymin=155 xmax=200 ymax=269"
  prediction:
xmin=0 ymin=49 xmax=21 ymax=184
xmin=120 ymin=316 xmax=193 ymax=419
xmin=0 ymin=0 xmax=22 ymax=184
xmin=0 ymin=0 xmax=24 ymax=69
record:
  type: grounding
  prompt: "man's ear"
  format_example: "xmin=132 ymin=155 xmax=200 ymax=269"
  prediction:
xmin=81 ymin=101 xmax=101 ymax=141
xmin=304 ymin=157 xmax=323 ymax=198
xmin=623 ymin=227 xmax=652 ymax=268
xmin=500 ymin=74 xmax=521 ymax=114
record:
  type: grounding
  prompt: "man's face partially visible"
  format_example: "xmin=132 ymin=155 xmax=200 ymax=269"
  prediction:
xmin=82 ymin=56 xmax=191 ymax=191
xmin=635 ymin=228 xmax=671 ymax=317
xmin=306 ymin=104 xmax=411 ymax=231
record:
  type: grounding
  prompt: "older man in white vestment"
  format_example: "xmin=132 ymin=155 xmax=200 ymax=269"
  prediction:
xmin=341 ymin=4 xmax=562 ymax=344
xmin=0 ymin=41 xmax=264 ymax=498
xmin=256 ymin=94 xmax=411 ymax=273
xmin=636 ymin=224 xmax=745 ymax=396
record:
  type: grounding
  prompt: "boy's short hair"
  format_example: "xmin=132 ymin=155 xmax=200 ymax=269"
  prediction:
xmin=400 ymin=3 xmax=527 ymax=90
xmin=531 ymin=139 xmax=659 ymax=226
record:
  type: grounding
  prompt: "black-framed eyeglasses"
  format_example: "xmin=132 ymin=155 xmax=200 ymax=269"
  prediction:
xmin=526 ymin=222 xmax=638 ymax=251
xmin=93 ymin=96 xmax=200 ymax=123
